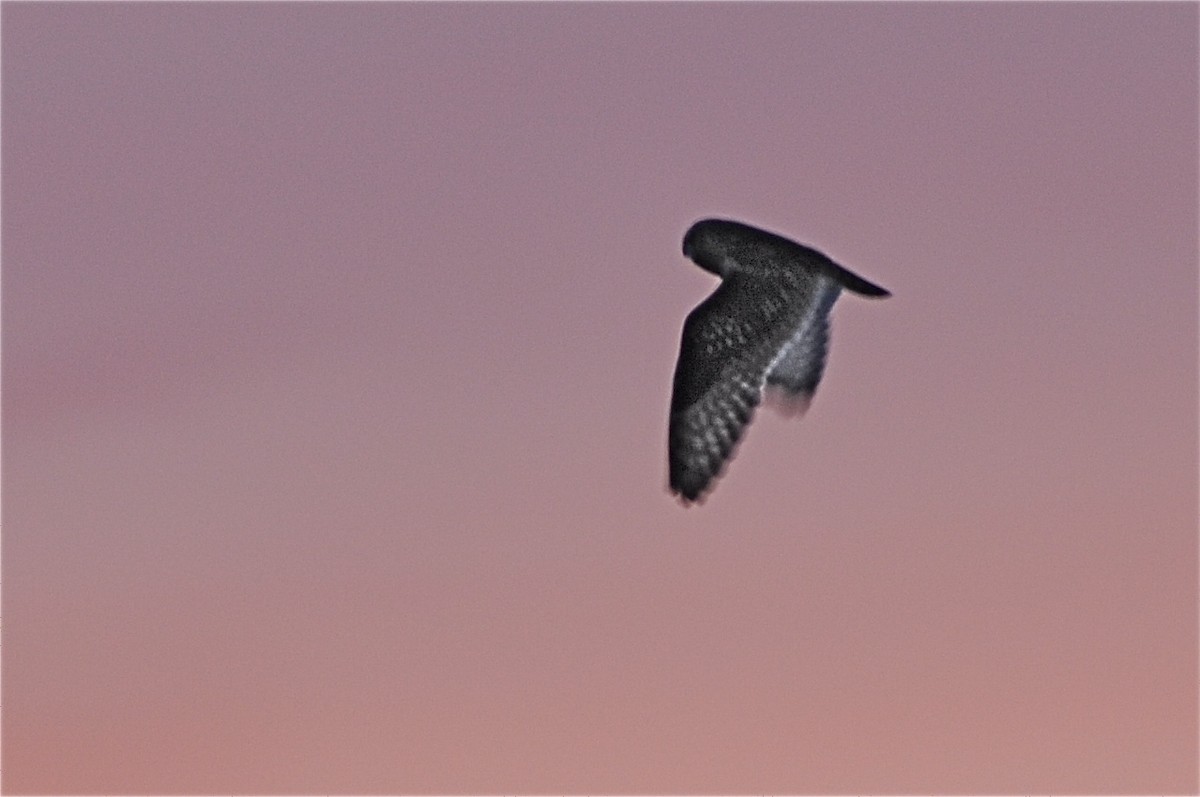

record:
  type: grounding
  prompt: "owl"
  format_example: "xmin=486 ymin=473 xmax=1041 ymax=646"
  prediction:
xmin=668 ymin=218 xmax=890 ymax=504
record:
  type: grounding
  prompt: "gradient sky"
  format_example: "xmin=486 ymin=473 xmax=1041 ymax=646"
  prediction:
xmin=3 ymin=3 xmax=1197 ymax=793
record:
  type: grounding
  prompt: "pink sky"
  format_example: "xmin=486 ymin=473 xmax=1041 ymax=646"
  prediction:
xmin=3 ymin=3 xmax=1196 ymax=793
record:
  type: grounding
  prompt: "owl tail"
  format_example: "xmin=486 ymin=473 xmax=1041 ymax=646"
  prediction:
xmin=826 ymin=261 xmax=891 ymax=298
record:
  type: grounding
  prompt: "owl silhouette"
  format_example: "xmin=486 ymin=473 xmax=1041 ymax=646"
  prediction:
xmin=668 ymin=218 xmax=890 ymax=504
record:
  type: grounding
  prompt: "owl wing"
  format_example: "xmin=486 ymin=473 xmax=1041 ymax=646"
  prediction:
xmin=669 ymin=274 xmax=799 ymax=502
xmin=763 ymin=277 xmax=840 ymax=411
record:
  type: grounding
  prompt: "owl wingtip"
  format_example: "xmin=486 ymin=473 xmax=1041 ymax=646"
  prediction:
xmin=671 ymin=489 xmax=707 ymax=507
xmin=669 ymin=470 xmax=713 ymax=506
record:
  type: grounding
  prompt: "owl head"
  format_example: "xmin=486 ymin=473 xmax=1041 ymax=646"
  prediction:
xmin=682 ymin=218 xmax=741 ymax=277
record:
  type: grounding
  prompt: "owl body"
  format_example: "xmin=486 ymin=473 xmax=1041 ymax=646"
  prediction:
xmin=668 ymin=218 xmax=890 ymax=504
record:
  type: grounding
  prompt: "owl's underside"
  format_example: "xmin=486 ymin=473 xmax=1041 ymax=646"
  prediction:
xmin=668 ymin=218 xmax=890 ymax=504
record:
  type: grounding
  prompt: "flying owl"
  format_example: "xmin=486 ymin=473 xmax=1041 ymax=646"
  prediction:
xmin=668 ymin=218 xmax=890 ymax=504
